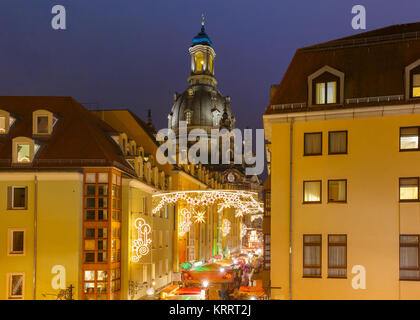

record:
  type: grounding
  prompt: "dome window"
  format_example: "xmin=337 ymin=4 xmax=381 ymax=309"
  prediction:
xmin=308 ymin=66 xmax=344 ymax=107
xmin=212 ymin=109 xmax=220 ymax=127
xmin=184 ymin=109 xmax=193 ymax=125
xmin=405 ymin=59 xmax=420 ymax=99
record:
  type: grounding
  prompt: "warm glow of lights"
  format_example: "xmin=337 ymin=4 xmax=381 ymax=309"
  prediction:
xmin=152 ymin=190 xmax=263 ymax=219
xmin=179 ymin=208 xmax=192 ymax=236
xmin=131 ymin=218 xmax=152 ymax=263
xmin=241 ymin=223 xmax=247 ymax=238
xmin=194 ymin=211 xmax=206 ymax=224
xmin=203 ymin=280 xmax=209 ymax=288
xmin=222 ymin=219 xmax=231 ymax=237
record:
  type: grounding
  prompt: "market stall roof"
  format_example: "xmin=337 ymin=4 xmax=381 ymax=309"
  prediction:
xmin=238 ymin=286 xmax=266 ymax=297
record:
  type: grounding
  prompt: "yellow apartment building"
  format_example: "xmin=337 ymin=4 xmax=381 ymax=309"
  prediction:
xmin=263 ymin=22 xmax=420 ymax=299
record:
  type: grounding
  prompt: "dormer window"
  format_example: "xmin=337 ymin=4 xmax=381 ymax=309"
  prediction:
xmin=12 ymin=137 xmax=40 ymax=164
xmin=411 ymin=71 xmax=420 ymax=98
xmin=308 ymin=66 xmax=344 ymax=107
xmin=32 ymin=110 xmax=57 ymax=135
xmin=405 ymin=59 xmax=420 ymax=100
xmin=0 ymin=110 xmax=16 ymax=135
xmin=313 ymin=73 xmax=339 ymax=105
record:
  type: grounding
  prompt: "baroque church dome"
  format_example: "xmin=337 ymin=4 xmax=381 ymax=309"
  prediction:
xmin=168 ymin=17 xmax=235 ymax=133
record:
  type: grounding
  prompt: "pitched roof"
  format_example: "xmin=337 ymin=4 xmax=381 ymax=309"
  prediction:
xmin=0 ymin=96 xmax=135 ymax=174
xmin=266 ymin=22 xmax=420 ymax=114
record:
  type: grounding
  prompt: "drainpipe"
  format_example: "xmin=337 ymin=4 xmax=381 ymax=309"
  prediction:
xmin=289 ymin=119 xmax=294 ymax=300
xmin=33 ymin=175 xmax=38 ymax=300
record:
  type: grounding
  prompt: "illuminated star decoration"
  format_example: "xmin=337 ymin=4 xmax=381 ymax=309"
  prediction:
xmin=193 ymin=211 xmax=206 ymax=224
xmin=131 ymin=218 xmax=152 ymax=263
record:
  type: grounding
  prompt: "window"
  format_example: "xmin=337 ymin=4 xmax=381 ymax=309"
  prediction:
xmin=329 ymin=131 xmax=347 ymax=154
xmin=0 ymin=116 xmax=5 ymax=134
xmin=412 ymin=73 xmax=420 ymax=98
xmin=36 ymin=116 xmax=49 ymax=134
xmin=8 ymin=186 xmax=28 ymax=209
xmin=264 ymin=234 xmax=271 ymax=270
xmin=0 ymin=110 xmax=16 ymax=135
xmin=399 ymin=177 xmax=419 ymax=201
xmin=264 ymin=190 xmax=271 ymax=216
xmin=13 ymin=137 xmax=38 ymax=164
xmin=185 ymin=110 xmax=192 ymax=125
xmin=400 ymin=127 xmax=419 ymax=151
xmin=328 ymin=180 xmax=347 ymax=203
xmin=7 ymin=273 xmax=24 ymax=299
xmin=328 ymin=235 xmax=347 ymax=278
xmin=9 ymin=229 xmax=25 ymax=255
xmin=17 ymin=143 xmax=30 ymax=163
xmin=303 ymin=235 xmax=322 ymax=277
xmin=400 ymin=235 xmax=420 ymax=280
xmin=212 ymin=110 xmax=220 ymax=127
xmin=195 ymin=52 xmax=205 ymax=72
xmin=303 ymin=180 xmax=322 ymax=203
xmin=315 ymin=81 xmax=337 ymax=104
xmin=304 ymin=132 xmax=322 ymax=156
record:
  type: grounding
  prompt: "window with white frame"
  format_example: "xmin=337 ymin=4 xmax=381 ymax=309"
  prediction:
xmin=7 ymin=273 xmax=24 ymax=299
xmin=400 ymin=127 xmax=419 ymax=151
xmin=9 ymin=229 xmax=25 ymax=255
xmin=8 ymin=186 xmax=28 ymax=209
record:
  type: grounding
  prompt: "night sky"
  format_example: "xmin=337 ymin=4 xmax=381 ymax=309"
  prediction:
xmin=0 ymin=0 xmax=419 ymax=131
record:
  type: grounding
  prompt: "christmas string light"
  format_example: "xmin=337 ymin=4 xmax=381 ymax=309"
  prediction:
xmin=178 ymin=208 xmax=192 ymax=236
xmin=222 ymin=219 xmax=231 ymax=237
xmin=131 ymin=218 xmax=152 ymax=263
xmin=152 ymin=190 xmax=263 ymax=219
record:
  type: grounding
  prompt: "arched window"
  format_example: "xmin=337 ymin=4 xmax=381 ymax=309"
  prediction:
xmin=12 ymin=137 xmax=39 ymax=164
xmin=32 ymin=109 xmax=57 ymax=135
xmin=195 ymin=52 xmax=205 ymax=72
xmin=0 ymin=110 xmax=16 ymax=135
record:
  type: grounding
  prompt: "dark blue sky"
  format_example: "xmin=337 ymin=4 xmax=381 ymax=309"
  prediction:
xmin=0 ymin=0 xmax=419 ymax=130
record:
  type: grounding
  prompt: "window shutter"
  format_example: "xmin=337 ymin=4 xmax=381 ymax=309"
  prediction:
xmin=7 ymin=186 xmax=12 ymax=209
xmin=24 ymin=187 xmax=28 ymax=210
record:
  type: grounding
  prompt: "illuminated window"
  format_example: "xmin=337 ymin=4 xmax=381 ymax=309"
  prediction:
xmin=400 ymin=127 xmax=419 ymax=151
xmin=185 ymin=110 xmax=192 ymax=125
xmin=9 ymin=229 xmax=24 ymax=255
xmin=400 ymin=235 xmax=420 ymax=280
xmin=0 ymin=110 xmax=16 ymax=135
xmin=328 ymin=180 xmax=347 ymax=203
xmin=412 ymin=74 xmax=420 ymax=98
xmin=303 ymin=180 xmax=322 ymax=203
xmin=303 ymin=235 xmax=322 ymax=277
xmin=195 ymin=52 xmax=205 ymax=72
xmin=315 ymin=81 xmax=336 ymax=104
xmin=7 ymin=273 xmax=24 ymax=300
xmin=329 ymin=131 xmax=347 ymax=154
xmin=400 ymin=177 xmax=419 ymax=201
xmin=304 ymin=132 xmax=322 ymax=156
xmin=209 ymin=56 xmax=214 ymax=73
xmin=17 ymin=144 xmax=30 ymax=163
xmin=328 ymin=235 xmax=347 ymax=278
xmin=0 ymin=116 xmax=5 ymax=134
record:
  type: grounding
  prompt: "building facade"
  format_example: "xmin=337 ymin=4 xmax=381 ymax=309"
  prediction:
xmin=264 ymin=23 xmax=420 ymax=299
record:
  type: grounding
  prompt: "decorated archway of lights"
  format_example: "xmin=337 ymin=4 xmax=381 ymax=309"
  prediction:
xmin=152 ymin=190 xmax=263 ymax=236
